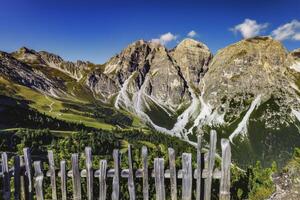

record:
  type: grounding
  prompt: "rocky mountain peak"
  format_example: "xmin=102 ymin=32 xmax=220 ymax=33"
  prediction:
xmin=213 ymin=36 xmax=287 ymax=63
xmin=10 ymin=48 xmax=89 ymax=81
xmin=174 ymin=38 xmax=209 ymax=51
xmin=12 ymin=47 xmax=46 ymax=65
xmin=245 ymin=35 xmax=273 ymax=41
xmin=88 ymin=39 xmax=191 ymax=111
xmin=103 ymin=39 xmax=168 ymax=77
xmin=18 ymin=46 xmax=36 ymax=54
xmin=201 ymin=36 xmax=295 ymax=124
xmin=40 ymin=51 xmax=63 ymax=63
xmin=208 ymin=36 xmax=288 ymax=75
xmin=128 ymin=39 xmax=165 ymax=49
xmin=170 ymin=38 xmax=212 ymax=86
xmin=38 ymin=51 xmax=89 ymax=81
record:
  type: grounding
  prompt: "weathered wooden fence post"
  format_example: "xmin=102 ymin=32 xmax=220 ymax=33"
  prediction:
xmin=98 ymin=160 xmax=107 ymax=200
xmin=127 ymin=145 xmax=136 ymax=200
xmin=168 ymin=148 xmax=177 ymax=200
xmin=71 ymin=153 xmax=81 ymax=200
xmin=60 ymin=160 xmax=67 ymax=200
xmin=14 ymin=155 xmax=21 ymax=200
xmin=220 ymin=139 xmax=231 ymax=200
xmin=154 ymin=158 xmax=165 ymax=200
xmin=33 ymin=161 xmax=44 ymax=200
xmin=204 ymin=130 xmax=217 ymax=200
xmin=85 ymin=147 xmax=93 ymax=200
xmin=142 ymin=146 xmax=149 ymax=200
xmin=1 ymin=152 xmax=10 ymax=200
xmin=47 ymin=150 xmax=57 ymax=200
xmin=23 ymin=148 xmax=33 ymax=200
xmin=112 ymin=149 xmax=120 ymax=200
xmin=20 ymin=155 xmax=26 ymax=199
xmin=182 ymin=153 xmax=192 ymax=200
xmin=195 ymin=135 xmax=203 ymax=200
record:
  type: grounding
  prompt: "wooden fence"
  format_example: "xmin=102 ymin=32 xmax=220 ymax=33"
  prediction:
xmin=0 ymin=130 xmax=231 ymax=200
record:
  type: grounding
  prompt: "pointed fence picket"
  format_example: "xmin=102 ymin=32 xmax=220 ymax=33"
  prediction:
xmin=0 ymin=130 xmax=231 ymax=200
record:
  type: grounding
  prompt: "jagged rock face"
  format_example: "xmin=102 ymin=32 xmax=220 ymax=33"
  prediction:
xmin=170 ymin=38 xmax=212 ymax=86
xmin=197 ymin=36 xmax=300 ymax=167
xmin=0 ymin=51 xmax=59 ymax=94
xmin=88 ymin=40 xmax=191 ymax=108
xmin=87 ymin=71 xmax=119 ymax=99
xmin=202 ymin=36 xmax=298 ymax=121
xmin=39 ymin=51 xmax=90 ymax=81
xmin=142 ymin=42 xmax=190 ymax=107
xmin=103 ymin=40 xmax=154 ymax=85
xmin=13 ymin=47 xmax=89 ymax=81
xmin=85 ymin=39 xmax=214 ymax=132
xmin=12 ymin=47 xmax=47 ymax=65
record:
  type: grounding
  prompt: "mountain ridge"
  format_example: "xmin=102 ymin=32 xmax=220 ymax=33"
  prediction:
xmin=1 ymin=36 xmax=300 ymax=166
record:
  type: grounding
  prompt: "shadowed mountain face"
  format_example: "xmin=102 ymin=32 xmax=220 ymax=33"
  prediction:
xmin=0 ymin=36 xmax=300 ymax=167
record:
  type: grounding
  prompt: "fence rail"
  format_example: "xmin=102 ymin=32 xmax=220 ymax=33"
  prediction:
xmin=0 ymin=130 xmax=231 ymax=200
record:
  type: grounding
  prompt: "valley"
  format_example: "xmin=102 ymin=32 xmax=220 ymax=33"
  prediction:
xmin=1 ymin=36 xmax=300 ymax=168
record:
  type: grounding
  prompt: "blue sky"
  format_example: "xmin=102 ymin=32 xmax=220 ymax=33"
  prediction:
xmin=0 ymin=0 xmax=299 ymax=63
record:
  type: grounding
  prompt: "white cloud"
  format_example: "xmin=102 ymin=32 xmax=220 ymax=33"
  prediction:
xmin=271 ymin=20 xmax=300 ymax=41
xmin=151 ymin=38 xmax=161 ymax=44
xmin=231 ymin=19 xmax=268 ymax=38
xmin=293 ymin=33 xmax=300 ymax=41
xmin=187 ymin=30 xmax=197 ymax=37
xmin=151 ymin=32 xmax=177 ymax=45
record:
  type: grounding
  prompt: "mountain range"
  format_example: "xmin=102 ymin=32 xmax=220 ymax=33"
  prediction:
xmin=1 ymin=36 xmax=300 ymax=167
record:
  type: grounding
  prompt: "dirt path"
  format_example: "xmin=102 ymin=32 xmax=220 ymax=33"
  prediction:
xmin=45 ymin=95 xmax=55 ymax=112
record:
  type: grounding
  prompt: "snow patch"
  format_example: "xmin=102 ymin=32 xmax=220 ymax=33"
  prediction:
xmin=132 ymin=75 xmax=178 ymax=136
xmin=292 ymin=109 xmax=300 ymax=122
xmin=132 ymin=74 xmax=198 ymax=138
xmin=133 ymin=75 xmax=149 ymax=113
xmin=290 ymin=61 xmax=300 ymax=73
xmin=187 ymin=80 xmax=215 ymax=135
xmin=115 ymin=72 xmax=218 ymax=143
xmin=206 ymin=109 xmax=225 ymax=126
xmin=170 ymin=87 xmax=200 ymax=138
xmin=114 ymin=73 xmax=135 ymax=109
xmin=187 ymin=93 xmax=213 ymax=133
xmin=229 ymin=95 xmax=262 ymax=143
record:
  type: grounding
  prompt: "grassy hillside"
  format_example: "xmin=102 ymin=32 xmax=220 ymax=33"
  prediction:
xmin=0 ymin=76 xmax=145 ymax=131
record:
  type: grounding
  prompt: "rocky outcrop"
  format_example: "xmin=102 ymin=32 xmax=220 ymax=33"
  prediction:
xmin=0 ymin=51 xmax=60 ymax=95
xmin=190 ymin=36 xmax=300 ymax=167
xmin=201 ymin=36 xmax=298 ymax=122
xmin=87 ymin=40 xmax=192 ymax=109
xmin=84 ymin=39 xmax=215 ymax=133
xmin=170 ymin=38 xmax=212 ymax=86
xmin=87 ymin=71 xmax=119 ymax=99
xmin=12 ymin=47 xmax=90 ymax=81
